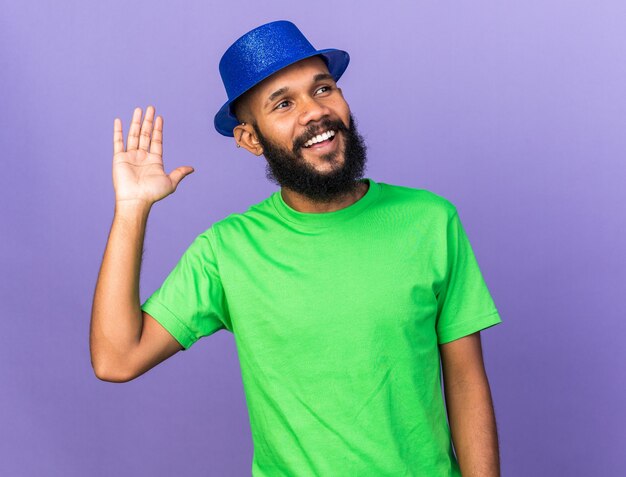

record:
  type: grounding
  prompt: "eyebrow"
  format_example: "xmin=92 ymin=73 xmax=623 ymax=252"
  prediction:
xmin=264 ymin=73 xmax=335 ymax=107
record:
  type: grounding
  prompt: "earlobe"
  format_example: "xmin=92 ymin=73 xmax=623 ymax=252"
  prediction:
xmin=253 ymin=141 xmax=263 ymax=156
xmin=234 ymin=122 xmax=263 ymax=157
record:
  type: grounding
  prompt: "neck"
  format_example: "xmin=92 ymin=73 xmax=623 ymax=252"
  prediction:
xmin=280 ymin=179 xmax=369 ymax=213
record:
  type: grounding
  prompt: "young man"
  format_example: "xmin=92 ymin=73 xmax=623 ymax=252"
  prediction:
xmin=90 ymin=20 xmax=502 ymax=477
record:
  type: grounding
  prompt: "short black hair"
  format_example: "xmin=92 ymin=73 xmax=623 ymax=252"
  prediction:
xmin=231 ymin=92 xmax=252 ymax=124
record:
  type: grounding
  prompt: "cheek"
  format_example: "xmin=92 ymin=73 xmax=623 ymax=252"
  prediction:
xmin=330 ymin=99 xmax=350 ymax=123
xmin=272 ymin=123 xmax=298 ymax=148
xmin=258 ymin=120 xmax=295 ymax=148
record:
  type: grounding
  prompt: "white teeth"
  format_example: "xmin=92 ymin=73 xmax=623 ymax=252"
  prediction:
xmin=304 ymin=130 xmax=336 ymax=147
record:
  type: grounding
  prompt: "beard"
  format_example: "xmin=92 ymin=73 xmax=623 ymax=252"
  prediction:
xmin=252 ymin=112 xmax=368 ymax=203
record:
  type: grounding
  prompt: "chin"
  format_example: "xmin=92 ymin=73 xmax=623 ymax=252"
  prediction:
xmin=311 ymin=152 xmax=344 ymax=170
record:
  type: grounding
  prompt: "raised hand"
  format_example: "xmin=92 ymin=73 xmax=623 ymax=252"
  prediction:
xmin=112 ymin=106 xmax=194 ymax=205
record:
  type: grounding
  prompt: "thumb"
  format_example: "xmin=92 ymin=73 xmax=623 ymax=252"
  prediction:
xmin=169 ymin=166 xmax=195 ymax=189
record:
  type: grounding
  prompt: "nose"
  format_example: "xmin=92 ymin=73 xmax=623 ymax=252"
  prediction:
xmin=297 ymin=94 xmax=332 ymax=126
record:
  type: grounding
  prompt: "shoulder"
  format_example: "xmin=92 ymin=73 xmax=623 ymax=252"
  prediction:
xmin=204 ymin=192 xmax=277 ymax=240
xmin=377 ymin=181 xmax=458 ymax=220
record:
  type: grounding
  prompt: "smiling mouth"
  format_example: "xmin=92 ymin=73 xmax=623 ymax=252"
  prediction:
xmin=302 ymin=130 xmax=337 ymax=149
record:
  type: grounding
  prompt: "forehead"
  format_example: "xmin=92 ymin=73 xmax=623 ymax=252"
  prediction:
xmin=247 ymin=56 xmax=331 ymax=108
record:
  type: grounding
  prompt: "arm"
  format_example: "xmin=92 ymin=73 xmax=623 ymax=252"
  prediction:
xmin=89 ymin=106 xmax=194 ymax=382
xmin=440 ymin=332 xmax=501 ymax=477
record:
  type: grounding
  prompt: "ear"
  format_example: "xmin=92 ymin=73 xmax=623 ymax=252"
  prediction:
xmin=233 ymin=123 xmax=264 ymax=156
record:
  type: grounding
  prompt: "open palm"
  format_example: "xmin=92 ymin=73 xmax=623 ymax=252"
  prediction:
xmin=112 ymin=106 xmax=193 ymax=205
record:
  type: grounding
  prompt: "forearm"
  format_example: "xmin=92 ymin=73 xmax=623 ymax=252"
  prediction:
xmin=444 ymin=374 xmax=500 ymax=477
xmin=90 ymin=200 xmax=152 ymax=378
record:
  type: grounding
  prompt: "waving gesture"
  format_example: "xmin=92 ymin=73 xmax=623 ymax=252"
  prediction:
xmin=112 ymin=106 xmax=194 ymax=205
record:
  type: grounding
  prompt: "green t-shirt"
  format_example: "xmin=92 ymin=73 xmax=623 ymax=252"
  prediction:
xmin=141 ymin=177 xmax=502 ymax=476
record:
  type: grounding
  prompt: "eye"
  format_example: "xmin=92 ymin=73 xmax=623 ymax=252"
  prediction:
xmin=316 ymin=85 xmax=332 ymax=95
xmin=275 ymin=100 xmax=290 ymax=110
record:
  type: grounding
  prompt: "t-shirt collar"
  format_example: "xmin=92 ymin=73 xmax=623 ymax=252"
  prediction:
xmin=271 ymin=177 xmax=381 ymax=228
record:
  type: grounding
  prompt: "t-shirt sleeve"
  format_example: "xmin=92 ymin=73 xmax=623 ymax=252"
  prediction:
xmin=435 ymin=208 xmax=502 ymax=344
xmin=140 ymin=227 xmax=231 ymax=350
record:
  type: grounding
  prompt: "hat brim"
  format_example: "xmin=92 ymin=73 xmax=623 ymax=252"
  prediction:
xmin=214 ymin=48 xmax=350 ymax=137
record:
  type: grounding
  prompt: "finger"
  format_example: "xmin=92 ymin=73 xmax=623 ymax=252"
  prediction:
xmin=169 ymin=166 xmax=195 ymax=189
xmin=113 ymin=118 xmax=124 ymax=154
xmin=127 ymin=107 xmax=143 ymax=150
xmin=149 ymin=115 xmax=163 ymax=157
xmin=138 ymin=105 xmax=155 ymax=151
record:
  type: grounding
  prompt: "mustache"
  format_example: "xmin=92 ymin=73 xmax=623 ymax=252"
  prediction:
xmin=293 ymin=118 xmax=349 ymax=152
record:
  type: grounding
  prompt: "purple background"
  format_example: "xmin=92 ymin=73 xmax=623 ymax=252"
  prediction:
xmin=1 ymin=1 xmax=624 ymax=475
